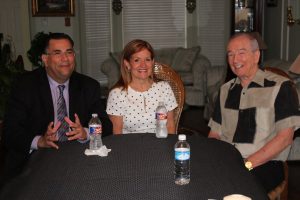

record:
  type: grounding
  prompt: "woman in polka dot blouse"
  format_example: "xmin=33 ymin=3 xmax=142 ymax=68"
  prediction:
xmin=106 ymin=39 xmax=178 ymax=134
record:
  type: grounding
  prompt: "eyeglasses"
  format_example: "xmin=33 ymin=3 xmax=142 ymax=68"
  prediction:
xmin=46 ymin=49 xmax=75 ymax=58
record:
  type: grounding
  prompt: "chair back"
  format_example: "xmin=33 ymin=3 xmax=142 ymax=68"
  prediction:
xmin=265 ymin=66 xmax=293 ymax=81
xmin=153 ymin=62 xmax=185 ymax=133
xmin=265 ymin=66 xmax=298 ymax=102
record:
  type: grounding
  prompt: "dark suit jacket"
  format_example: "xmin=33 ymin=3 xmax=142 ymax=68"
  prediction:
xmin=1 ymin=67 xmax=112 ymax=183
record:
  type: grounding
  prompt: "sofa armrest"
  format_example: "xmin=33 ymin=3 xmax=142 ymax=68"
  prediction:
xmin=206 ymin=65 xmax=227 ymax=94
xmin=100 ymin=58 xmax=120 ymax=89
xmin=191 ymin=54 xmax=211 ymax=94
xmin=203 ymin=65 xmax=227 ymax=120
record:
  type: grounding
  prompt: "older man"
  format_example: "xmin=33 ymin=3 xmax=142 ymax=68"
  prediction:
xmin=208 ymin=33 xmax=300 ymax=192
xmin=2 ymin=33 xmax=112 ymax=184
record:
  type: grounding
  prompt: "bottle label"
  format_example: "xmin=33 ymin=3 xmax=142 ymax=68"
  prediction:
xmin=89 ymin=124 xmax=102 ymax=135
xmin=156 ymin=113 xmax=167 ymax=120
xmin=175 ymin=148 xmax=190 ymax=160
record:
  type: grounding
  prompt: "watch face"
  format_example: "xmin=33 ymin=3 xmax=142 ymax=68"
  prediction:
xmin=245 ymin=161 xmax=253 ymax=170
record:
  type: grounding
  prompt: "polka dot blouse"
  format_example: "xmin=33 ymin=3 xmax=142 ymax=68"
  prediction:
xmin=106 ymin=81 xmax=178 ymax=134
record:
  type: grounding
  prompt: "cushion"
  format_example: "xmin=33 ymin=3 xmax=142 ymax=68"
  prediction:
xmin=154 ymin=47 xmax=178 ymax=66
xmin=171 ymin=46 xmax=201 ymax=72
xmin=177 ymin=72 xmax=193 ymax=86
xmin=110 ymin=51 xmax=122 ymax=65
xmin=110 ymin=48 xmax=178 ymax=66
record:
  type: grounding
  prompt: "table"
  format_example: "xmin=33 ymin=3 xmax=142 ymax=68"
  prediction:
xmin=0 ymin=134 xmax=268 ymax=200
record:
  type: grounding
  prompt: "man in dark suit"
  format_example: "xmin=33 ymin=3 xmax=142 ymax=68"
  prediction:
xmin=1 ymin=33 xmax=112 ymax=184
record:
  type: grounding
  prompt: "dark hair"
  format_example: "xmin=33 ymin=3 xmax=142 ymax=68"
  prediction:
xmin=43 ymin=32 xmax=74 ymax=53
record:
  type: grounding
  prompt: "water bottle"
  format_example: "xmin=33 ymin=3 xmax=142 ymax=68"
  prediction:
xmin=174 ymin=134 xmax=190 ymax=185
xmin=88 ymin=113 xmax=103 ymax=150
xmin=155 ymin=102 xmax=168 ymax=138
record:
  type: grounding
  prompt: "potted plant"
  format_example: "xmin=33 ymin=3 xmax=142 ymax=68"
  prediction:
xmin=0 ymin=32 xmax=48 ymax=118
xmin=27 ymin=31 xmax=49 ymax=68
xmin=0 ymin=35 xmax=25 ymax=121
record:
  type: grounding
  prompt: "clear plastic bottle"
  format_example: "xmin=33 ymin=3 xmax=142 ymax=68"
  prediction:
xmin=88 ymin=113 xmax=103 ymax=150
xmin=155 ymin=102 xmax=168 ymax=138
xmin=174 ymin=134 xmax=190 ymax=185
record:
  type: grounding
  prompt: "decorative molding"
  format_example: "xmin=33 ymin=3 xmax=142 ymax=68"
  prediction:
xmin=112 ymin=0 xmax=122 ymax=15
xmin=287 ymin=6 xmax=300 ymax=26
xmin=186 ymin=0 xmax=196 ymax=13
xmin=32 ymin=0 xmax=75 ymax=17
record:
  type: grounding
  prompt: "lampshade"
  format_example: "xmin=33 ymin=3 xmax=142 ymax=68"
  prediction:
xmin=249 ymin=32 xmax=268 ymax=50
xmin=289 ymin=54 xmax=300 ymax=75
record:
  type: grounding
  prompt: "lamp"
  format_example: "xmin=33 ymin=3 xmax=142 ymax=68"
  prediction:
xmin=249 ymin=32 xmax=268 ymax=50
xmin=289 ymin=54 xmax=300 ymax=75
xmin=287 ymin=6 xmax=300 ymax=26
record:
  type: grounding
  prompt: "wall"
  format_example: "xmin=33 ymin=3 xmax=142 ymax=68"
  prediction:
xmin=0 ymin=0 xmax=84 ymax=71
xmin=0 ymin=0 xmax=31 ymax=70
xmin=9 ymin=1 xmax=299 ymax=72
xmin=288 ymin=22 xmax=300 ymax=60
xmin=195 ymin=0 xmax=230 ymax=66
xmin=264 ymin=0 xmax=300 ymax=62
xmin=264 ymin=1 xmax=284 ymax=60
xmin=288 ymin=0 xmax=300 ymax=60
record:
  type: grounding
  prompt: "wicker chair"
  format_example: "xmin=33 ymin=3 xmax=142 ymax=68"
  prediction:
xmin=153 ymin=62 xmax=185 ymax=133
xmin=265 ymin=67 xmax=291 ymax=200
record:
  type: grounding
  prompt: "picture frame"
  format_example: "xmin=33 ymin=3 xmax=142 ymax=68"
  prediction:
xmin=32 ymin=0 xmax=75 ymax=17
xmin=266 ymin=0 xmax=278 ymax=7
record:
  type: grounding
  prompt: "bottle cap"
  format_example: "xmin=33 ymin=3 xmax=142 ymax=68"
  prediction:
xmin=92 ymin=113 xmax=98 ymax=117
xmin=178 ymin=134 xmax=186 ymax=141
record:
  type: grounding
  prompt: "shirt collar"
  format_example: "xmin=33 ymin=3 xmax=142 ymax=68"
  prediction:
xmin=230 ymin=68 xmax=265 ymax=89
xmin=47 ymin=75 xmax=70 ymax=89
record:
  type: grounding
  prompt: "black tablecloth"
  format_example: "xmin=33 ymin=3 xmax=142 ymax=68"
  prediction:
xmin=0 ymin=134 xmax=268 ymax=200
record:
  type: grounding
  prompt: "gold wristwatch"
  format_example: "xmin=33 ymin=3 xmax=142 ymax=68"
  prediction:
xmin=244 ymin=160 xmax=253 ymax=171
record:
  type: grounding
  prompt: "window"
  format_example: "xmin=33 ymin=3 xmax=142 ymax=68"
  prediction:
xmin=123 ymin=0 xmax=186 ymax=49
xmin=80 ymin=0 xmax=228 ymax=85
xmin=197 ymin=0 xmax=228 ymax=66
xmin=80 ymin=0 xmax=111 ymax=85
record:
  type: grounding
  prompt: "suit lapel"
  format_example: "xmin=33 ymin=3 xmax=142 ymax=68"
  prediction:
xmin=38 ymin=68 xmax=54 ymax=122
xmin=69 ymin=72 xmax=81 ymax=122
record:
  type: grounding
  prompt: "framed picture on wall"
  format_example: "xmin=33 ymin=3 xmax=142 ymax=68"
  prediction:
xmin=32 ymin=0 xmax=75 ymax=16
xmin=266 ymin=0 xmax=278 ymax=7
